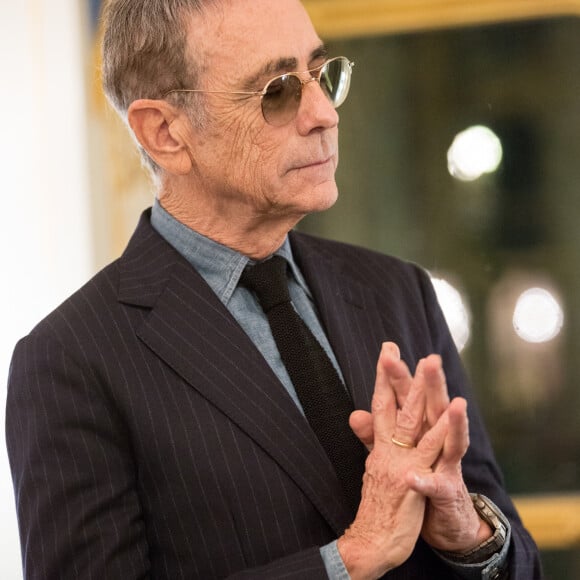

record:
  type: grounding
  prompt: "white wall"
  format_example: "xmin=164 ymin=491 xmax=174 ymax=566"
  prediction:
xmin=0 ymin=1 xmax=92 ymax=577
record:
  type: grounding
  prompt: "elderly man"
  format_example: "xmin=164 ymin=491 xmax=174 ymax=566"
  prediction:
xmin=6 ymin=0 xmax=542 ymax=578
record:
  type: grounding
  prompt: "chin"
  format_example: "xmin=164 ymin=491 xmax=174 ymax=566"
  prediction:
xmin=308 ymin=181 xmax=339 ymax=212
xmin=276 ymin=179 xmax=338 ymax=216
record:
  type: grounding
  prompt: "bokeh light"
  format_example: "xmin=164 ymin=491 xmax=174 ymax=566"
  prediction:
xmin=513 ymin=287 xmax=564 ymax=343
xmin=447 ymin=125 xmax=503 ymax=182
xmin=430 ymin=276 xmax=471 ymax=352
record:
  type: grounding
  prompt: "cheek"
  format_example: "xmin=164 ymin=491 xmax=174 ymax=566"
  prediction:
xmin=231 ymin=125 xmax=285 ymax=192
xmin=221 ymin=107 xmax=281 ymax=177
xmin=206 ymin=102 xmax=289 ymax=200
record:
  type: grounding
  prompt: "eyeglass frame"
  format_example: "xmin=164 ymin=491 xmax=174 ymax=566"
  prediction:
xmin=162 ymin=56 xmax=354 ymax=126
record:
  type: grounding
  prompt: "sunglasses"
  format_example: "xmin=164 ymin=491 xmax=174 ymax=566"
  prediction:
xmin=163 ymin=56 xmax=354 ymax=127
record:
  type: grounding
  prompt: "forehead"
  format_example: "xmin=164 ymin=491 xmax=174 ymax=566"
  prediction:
xmin=187 ymin=0 xmax=323 ymax=79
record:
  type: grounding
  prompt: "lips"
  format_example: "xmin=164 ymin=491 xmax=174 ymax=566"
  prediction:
xmin=291 ymin=153 xmax=335 ymax=172
xmin=304 ymin=156 xmax=332 ymax=168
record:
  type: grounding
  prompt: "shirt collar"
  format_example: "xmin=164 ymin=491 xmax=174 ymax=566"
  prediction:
xmin=151 ymin=199 xmax=312 ymax=305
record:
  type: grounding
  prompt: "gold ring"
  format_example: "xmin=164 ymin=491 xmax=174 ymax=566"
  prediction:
xmin=391 ymin=436 xmax=415 ymax=449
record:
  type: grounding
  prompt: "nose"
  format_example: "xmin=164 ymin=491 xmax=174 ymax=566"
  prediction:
xmin=295 ymin=77 xmax=339 ymax=135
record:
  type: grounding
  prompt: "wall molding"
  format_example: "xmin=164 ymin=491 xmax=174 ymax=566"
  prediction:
xmin=303 ymin=0 xmax=580 ymax=39
xmin=514 ymin=493 xmax=580 ymax=549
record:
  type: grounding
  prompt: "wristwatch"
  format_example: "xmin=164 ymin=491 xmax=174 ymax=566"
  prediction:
xmin=441 ymin=494 xmax=508 ymax=564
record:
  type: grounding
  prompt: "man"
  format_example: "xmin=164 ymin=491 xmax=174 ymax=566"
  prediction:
xmin=6 ymin=0 xmax=542 ymax=578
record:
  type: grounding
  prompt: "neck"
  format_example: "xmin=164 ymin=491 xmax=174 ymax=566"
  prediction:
xmin=158 ymin=186 xmax=303 ymax=260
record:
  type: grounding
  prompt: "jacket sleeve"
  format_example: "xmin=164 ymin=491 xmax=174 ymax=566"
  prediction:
xmin=6 ymin=331 xmax=152 ymax=579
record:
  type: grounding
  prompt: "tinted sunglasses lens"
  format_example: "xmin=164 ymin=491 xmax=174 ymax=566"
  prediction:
xmin=320 ymin=57 xmax=351 ymax=108
xmin=260 ymin=58 xmax=352 ymax=126
xmin=261 ymin=74 xmax=302 ymax=126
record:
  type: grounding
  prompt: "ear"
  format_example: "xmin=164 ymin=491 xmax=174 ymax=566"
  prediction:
xmin=127 ymin=99 xmax=193 ymax=175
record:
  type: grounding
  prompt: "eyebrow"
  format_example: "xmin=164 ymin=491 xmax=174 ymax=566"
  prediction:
xmin=241 ymin=44 xmax=328 ymax=90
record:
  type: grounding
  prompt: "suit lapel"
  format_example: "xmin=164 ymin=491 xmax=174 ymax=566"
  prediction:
xmin=117 ymin=212 xmax=353 ymax=534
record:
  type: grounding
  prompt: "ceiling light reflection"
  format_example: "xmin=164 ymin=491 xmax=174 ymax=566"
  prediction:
xmin=430 ymin=276 xmax=471 ymax=352
xmin=447 ymin=125 xmax=503 ymax=182
xmin=513 ymin=288 xmax=564 ymax=343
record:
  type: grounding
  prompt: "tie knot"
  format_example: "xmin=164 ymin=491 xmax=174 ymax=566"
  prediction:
xmin=240 ymin=255 xmax=291 ymax=313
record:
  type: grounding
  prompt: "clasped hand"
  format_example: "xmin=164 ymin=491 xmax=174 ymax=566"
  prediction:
xmin=337 ymin=343 xmax=492 ymax=580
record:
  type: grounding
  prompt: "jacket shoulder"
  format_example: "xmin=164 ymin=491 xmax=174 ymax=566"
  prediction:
xmin=24 ymin=258 xmax=123 ymax=344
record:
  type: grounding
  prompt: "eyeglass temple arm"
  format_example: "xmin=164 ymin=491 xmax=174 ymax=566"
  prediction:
xmin=163 ymin=58 xmax=353 ymax=99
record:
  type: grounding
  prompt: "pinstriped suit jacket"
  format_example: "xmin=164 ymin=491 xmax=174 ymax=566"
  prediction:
xmin=6 ymin=209 xmax=541 ymax=579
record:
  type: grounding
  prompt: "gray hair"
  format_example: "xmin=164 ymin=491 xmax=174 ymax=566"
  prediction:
xmin=101 ymin=0 xmax=214 ymax=175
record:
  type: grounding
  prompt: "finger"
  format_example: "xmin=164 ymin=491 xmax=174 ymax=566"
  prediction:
xmin=415 ymin=407 xmax=449 ymax=466
xmin=379 ymin=343 xmax=412 ymax=409
xmin=371 ymin=344 xmax=399 ymax=443
xmin=421 ymin=355 xmax=450 ymax=427
xmin=383 ymin=341 xmax=401 ymax=360
xmin=441 ymin=397 xmax=469 ymax=464
xmin=349 ymin=410 xmax=374 ymax=450
xmin=392 ymin=362 xmax=427 ymax=448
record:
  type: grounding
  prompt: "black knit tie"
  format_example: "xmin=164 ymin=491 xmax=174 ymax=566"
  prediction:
xmin=240 ymin=255 xmax=367 ymax=511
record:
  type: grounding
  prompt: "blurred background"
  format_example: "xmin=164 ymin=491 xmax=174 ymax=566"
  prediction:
xmin=1 ymin=1 xmax=580 ymax=578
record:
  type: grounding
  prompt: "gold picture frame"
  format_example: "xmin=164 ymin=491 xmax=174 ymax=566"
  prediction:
xmin=304 ymin=0 xmax=580 ymax=39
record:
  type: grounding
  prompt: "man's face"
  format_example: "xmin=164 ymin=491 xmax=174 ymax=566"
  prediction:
xmin=181 ymin=0 xmax=340 ymax=225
